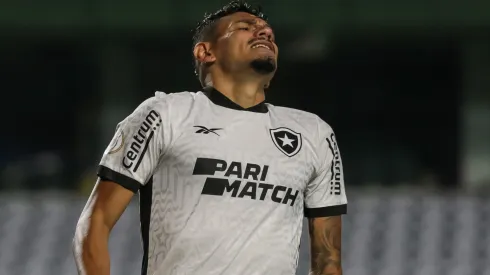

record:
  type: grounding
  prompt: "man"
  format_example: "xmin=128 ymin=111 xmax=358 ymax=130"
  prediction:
xmin=73 ymin=1 xmax=347 ymax=275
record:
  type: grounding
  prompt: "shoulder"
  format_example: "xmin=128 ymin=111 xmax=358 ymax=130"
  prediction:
xmin=159 ymin=90 xmax=200 ymax=103
xmin=268 ymin=104 xmax=334 ymax=138
xmin=134 ymin=90 xmax=201 ymax=113
xmin=146 ymin=90 xmax=198 ymax=105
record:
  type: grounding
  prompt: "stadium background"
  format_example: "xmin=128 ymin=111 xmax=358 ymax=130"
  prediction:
xmin=1 ymin=0 xmax=490 ymax=274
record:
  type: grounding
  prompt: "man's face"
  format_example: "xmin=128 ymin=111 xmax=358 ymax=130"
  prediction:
xmin=212 ymin=12 xmax=278 ymax=75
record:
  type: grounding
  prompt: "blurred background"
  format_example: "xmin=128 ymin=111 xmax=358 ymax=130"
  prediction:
xmin=1 ymin=0 xmax=490 ymax=274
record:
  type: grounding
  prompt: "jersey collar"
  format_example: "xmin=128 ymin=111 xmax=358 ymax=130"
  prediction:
xmin=203 ymin=87 xmax=268 ymax=113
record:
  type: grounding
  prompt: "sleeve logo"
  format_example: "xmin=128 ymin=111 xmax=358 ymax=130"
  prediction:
xmin=122 ymin=110 xmax=162 ymax=172
xmin=106 ymin=128 xmax=125 ymax=155
xmin=326 ymin=133 xmax=342 ymax=195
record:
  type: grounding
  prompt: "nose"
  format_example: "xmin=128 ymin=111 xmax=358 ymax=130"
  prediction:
xmin=255 ymin=26 xmax=273 ymax=41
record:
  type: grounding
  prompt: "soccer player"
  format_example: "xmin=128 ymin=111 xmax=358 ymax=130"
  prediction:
xmin=73 ymin=1 xmax=347 ymax=275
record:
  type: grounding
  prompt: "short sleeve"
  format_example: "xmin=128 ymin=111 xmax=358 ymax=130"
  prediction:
xmin=304 ymin=119 xmax=347 ymax=218
xmin=97 ymin=95 xmax=168 ymax=193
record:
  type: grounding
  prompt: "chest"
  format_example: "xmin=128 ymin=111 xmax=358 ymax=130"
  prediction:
xmin=165 ymin=112 xmax=315 ymax=192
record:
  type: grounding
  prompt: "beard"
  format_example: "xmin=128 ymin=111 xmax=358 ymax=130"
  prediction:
xmin=250 ymin=57 xmax=276 ymax=74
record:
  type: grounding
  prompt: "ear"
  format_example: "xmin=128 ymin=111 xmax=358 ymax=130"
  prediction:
xmin=193 ymin=42 xmax=216 ymax=64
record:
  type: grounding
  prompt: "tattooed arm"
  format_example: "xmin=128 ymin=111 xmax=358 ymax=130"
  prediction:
xmin=308 ymin=215 xmax=342 ymax=275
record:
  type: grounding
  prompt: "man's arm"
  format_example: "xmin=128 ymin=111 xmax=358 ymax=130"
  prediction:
xmin=72 ymin=95 xmax=168 ymax=274
xmin=308 ymin=216 xmax=343 ymax=275
xmin=73 ymin=179 xmax=134 ymax=275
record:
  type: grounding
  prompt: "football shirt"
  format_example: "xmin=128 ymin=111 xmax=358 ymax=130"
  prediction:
xmin=98 ymin=88 xmax=347 ymax=275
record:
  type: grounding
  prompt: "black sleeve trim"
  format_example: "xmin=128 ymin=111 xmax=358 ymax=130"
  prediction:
xmin=97 ymin=165 xmax=140 ymax=193
xmin=304 ymin=204 xmax=347 ymax=218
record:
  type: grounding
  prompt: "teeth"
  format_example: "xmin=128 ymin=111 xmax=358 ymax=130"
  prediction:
xmin=252 ymin=44 xmax=271 ymax=50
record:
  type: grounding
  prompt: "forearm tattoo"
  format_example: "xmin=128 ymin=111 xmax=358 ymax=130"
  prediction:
xmin=308 ymin=216 xmax=342 ymax=275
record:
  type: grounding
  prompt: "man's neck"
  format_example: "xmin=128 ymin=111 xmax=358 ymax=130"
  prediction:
xmin=207 ymin=74 xmax=267 ymax=109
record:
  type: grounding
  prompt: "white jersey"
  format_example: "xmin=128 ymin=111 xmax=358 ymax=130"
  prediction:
xmin=98 ymin=88 xmax=347 ymax=275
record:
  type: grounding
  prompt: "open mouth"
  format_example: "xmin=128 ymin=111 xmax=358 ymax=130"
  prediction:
xmin=251 ymin=42 xmax=274 ymax=53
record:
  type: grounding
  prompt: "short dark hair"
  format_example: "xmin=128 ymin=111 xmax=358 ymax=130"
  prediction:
xmin=192 ymin=0 xmax=268 ymax=86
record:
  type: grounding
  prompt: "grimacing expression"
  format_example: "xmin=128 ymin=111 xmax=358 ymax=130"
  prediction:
xmin=212 ymin=12 xmax=278 ymax=74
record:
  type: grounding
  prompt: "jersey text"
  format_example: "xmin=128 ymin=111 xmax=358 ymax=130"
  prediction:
xmin=193 ymin=157 xmax=299 ymax=206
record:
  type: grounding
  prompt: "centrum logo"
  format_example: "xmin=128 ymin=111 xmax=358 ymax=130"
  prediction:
xmin=193 ymin=158 xmax=299 ymax=206
xmin=123 ymin=110 xmax=161 ymax=172
xmin=326 ymin=133 xmax=342 ymax=195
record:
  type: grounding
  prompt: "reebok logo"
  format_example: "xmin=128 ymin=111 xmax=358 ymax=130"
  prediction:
xmin=194 ymin=126 xmax=222 ymax=136
xmin=193 ymin=158 xmax=299 ymax=206
xmin=326 ymin=133 xmax=342 ymax=195
xmin=122 ymin=110 xmax=161 ymax=172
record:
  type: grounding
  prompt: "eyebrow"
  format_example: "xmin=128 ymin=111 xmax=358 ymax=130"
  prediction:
xmin=234 ymin=19 xmax=272 ymax=30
